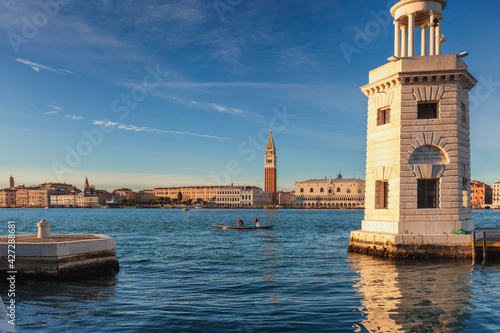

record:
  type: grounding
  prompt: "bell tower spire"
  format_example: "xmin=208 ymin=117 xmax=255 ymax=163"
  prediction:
xmin=264 ymin=129 xmax=277 ymax=203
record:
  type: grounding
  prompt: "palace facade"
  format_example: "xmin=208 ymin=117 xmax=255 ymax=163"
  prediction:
xmin=295 ymin=174 xmax=365 ymax=209
xmin=153 ymin=186 xmax=224 ymax=202
xmin=216 ymin=186 xmax=272 ymax=208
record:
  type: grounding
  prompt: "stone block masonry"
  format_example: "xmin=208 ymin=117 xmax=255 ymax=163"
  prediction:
xmin=0 ymin=234 xmax=119 ymax=280
xmin=349 ymin=0 xmax=479 ymax=259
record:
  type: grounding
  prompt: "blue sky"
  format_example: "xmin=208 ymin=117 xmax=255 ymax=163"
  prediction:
xmin=1 ymin=0 xmax=499 ymax=191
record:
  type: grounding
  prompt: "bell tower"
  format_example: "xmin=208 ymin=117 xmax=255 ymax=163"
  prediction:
xmin=349 ymin=0 xmax=478 ymax=258
xmin=265 ymin=129 xmax=277 ymax=203
xmin=84 ymin=176 xmax=90 ymax=192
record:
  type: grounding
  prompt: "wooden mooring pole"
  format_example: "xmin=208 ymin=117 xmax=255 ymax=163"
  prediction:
xmin=482 ymin=230 xmax=487 ymax=265
xmin=471 ymin=231 xmax=476 ymax=263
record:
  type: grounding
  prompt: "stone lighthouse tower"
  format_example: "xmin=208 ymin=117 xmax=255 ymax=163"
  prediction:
xmin=349 ymin=0 xmax=477 ymax=258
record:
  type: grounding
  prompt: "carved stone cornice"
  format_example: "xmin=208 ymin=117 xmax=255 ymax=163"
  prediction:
xmin=361 ymin=69 xmax=477 ymax=97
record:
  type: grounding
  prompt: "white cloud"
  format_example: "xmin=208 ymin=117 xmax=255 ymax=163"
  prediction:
xmin=58 ymin=68 xmax=77 ymax=75
xmin=44 ymin=110 xmax=59 ymax=115
xmin=47 ymin=104 xmax=62 ymax=110
xmin=15 ymin=58 xmax=76 ymax=75
xmin=16 ymin=58 xmax=56 ymax=73
xmin=92 ymin=120 xmax=228 ymax=140
xmin=211 ymin=103 xmax=247 ymax=115
xmin=153 ymin=92 xmax=262 ymax=119
xmin=65 ymin=114 xmax=83 ymax=121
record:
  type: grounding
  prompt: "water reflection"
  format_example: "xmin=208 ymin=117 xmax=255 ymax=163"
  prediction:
xmin=349 ymin=254 xmax=473 ymax=332
xmin=2 ymin=276 xmax=117 ymax=329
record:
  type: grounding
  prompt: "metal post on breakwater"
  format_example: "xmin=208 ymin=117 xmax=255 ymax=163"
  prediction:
xmin=482 ymin=231 xmax=487 ymax=265
xmin=471 ymin=231 xmax=476 ymax=264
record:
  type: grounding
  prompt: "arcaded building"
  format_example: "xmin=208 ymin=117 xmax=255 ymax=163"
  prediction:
xmin=295 ymin=174 xmax=365 ymax=209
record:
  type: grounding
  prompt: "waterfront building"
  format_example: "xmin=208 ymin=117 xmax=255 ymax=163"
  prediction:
xmin=28 ymin=188 xmax=56 ymax=207
xmin=113 ymin=188 xmax=133 ymax=197
xmin=216 ymin=186 xmax=273 ymax=208
xmin=154 ymin=186 xmax=224 ymax=202
xmin=493 ymin=182 xmax=500 ymax=208
xmin=15 ymin=187 xmax=29 ymax=207
xmin=106 ymin=197 xmax=119 ymax=204
xmin=277 ymin=191 xmax=295 ymax=207
xmin=38 ymin=182 xmax=76 ymax=193
xmin=0 ymin=189 xmax=16 ymax=207
xmin=137 ymin=190 xmax=154 ymax=203
xmin=14 ymin=187 xmax=55 ymax=208
xmin=349 ymin=0 xmax=477 ymax=258
xmin=295 ymin=174 xmax=365 ymax=209
xmin=0 ymin=175 xmax=17 ymax=207
xmin=76 ymin=192 xmax=110 ymax=207
xmin=50 ymin=193 xmax=77 ymax=207
xmin=470 ymin=180 xmax=492 ymax=208
xmin=125 ymin=191 xmax=155 ymax=203
xmin=264 ymin=129 xmax=277 ymax=203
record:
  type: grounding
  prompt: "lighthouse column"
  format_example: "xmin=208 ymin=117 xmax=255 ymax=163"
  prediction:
xmin=401 ymin=25 xmax=407 ymax=57
xmin=429 ymin=11 xmax=436 ymax=55
xmin=421 ymin=25 xmax=427 ymax=56
xmin=394 ymin=20 xmax=401 ymax=57
xmin=436 ymin=19 xmax=442 ymax=55
xmin=408 ymin=13 xmax=415 ymax=56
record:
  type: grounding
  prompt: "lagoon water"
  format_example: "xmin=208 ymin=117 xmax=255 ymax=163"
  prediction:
xmin=1 ymin=208 xmax=500 ymax=332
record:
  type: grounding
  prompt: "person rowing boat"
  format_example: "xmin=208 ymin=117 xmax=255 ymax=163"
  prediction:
xmin=253 ymin=217 xmax=260 ymax=227
xmin=237 ymin=217 xmax=245 ymax=227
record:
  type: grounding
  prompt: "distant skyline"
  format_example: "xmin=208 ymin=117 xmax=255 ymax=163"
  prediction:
xmin=1 ymin=0 xmax=500 ymax=191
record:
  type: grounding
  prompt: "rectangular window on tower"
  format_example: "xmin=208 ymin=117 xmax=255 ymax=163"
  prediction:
xmin=418 ymin=179 xmax=439 ymax=208
xmin=377 ymin=108 xmax=390 ymax=126
xmin=375 ymin=180 xmax=389 ymax=209
xmin=418 ymin=102 xmax=438 ymax=119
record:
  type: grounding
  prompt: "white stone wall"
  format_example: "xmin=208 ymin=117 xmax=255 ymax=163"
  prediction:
xmin=361 ymin=55 xmax=476 ymax=235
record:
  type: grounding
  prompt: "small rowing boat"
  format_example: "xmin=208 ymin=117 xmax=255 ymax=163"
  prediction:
xmin=212 ymin=225 xmax=272 ymax=230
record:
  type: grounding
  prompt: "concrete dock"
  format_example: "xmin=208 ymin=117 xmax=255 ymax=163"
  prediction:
xmin=0 ymin=220 xmax=119 ymax=280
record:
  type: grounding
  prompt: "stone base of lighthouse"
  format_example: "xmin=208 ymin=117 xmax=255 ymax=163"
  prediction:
xmin=348 ymin=229 xmax=473 ymax=259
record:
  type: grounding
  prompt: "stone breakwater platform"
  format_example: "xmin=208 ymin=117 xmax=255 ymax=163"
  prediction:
xmin=0 ymin=234 xmax=119 ymax=280
xmin=348 ymin=228 xmax=500 ymax=260
xmin=348 ymin=231 xmax=474 ymax=259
